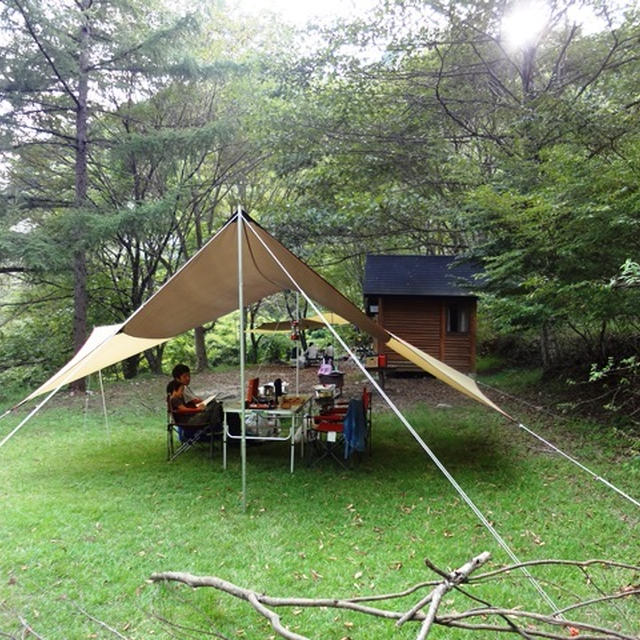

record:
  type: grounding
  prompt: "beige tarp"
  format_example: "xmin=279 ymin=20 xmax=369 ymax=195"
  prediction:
xmin=22 ymin=324 xmax=168 ymax=404
xmin=254 ymin=318 xmax=325 ymax=333
xmin=123 ymin=217 xmax=388 ymax=343
xmin=19 ymin=212 xmax=505 ymax=420
xmin=255 ymin=312 xmax=348 ymax=333
xmin=306 ymin=312 xmax=348 ymax=325
xmin=386 ymin=333 xmax=510 ymax=418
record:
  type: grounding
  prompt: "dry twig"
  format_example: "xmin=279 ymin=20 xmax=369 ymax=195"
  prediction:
xmin=150 ymin=552 xmax=640 ymax=640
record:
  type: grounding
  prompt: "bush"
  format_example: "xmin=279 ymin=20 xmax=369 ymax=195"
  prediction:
xmin=479 ymin=334 xmax=541 ymax=367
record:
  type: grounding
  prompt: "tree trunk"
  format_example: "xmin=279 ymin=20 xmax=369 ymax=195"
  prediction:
xmin=144 ymin=346 xmax=164 ymax=374
xmin=248 ymin=333 xmax=262 ymax=364
xmin=195 ymin=326 xmax=208 ymax=371
xmin=540 ymin=322 xmax=558 ymax=369
xmin=122 ymin=354 xmax=140 ymax=379
xmin=70 ymin=6 xmax=90 ymax=392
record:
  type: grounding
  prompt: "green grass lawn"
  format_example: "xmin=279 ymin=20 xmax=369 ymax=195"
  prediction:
xmin=0 ymin=378 xmax=638 ymax=639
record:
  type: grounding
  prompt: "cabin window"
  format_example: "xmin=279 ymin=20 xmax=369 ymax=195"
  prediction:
xmin=447 ymin=304 xmax=469 ymax=333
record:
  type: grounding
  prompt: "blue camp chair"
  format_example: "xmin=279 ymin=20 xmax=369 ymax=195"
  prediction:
xmin=166 ymin=396 xmax=219 ymax=462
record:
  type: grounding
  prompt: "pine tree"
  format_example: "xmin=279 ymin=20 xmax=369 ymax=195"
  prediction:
xmin=0 ymin=0 xmax=194 ymax=387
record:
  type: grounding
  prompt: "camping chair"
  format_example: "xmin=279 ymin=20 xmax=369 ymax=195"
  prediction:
xmin=307 ymin=410 xmax=347 ymax=468
xmin=315 ymin=387 xmax=373 ymax=454
xmin=307 ymin=395 xmax=368 ymax=468
xmin=166 ymin=396 xmax=215 ymax=462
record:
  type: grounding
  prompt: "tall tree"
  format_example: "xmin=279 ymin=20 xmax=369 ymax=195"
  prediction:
xmin=263 ymin=0 xmax=640 ymax=366
xmin=0 ymin=0 xmax=192 ymax=385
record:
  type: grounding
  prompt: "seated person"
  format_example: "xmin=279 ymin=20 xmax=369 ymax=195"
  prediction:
xmin=171 ymin=363 xmax=202 ymax=407
xmin=305 ymin=342 xmax=318 ymax=363
xmin=317 ymin=354 xmax=334 ymax=374
xmin=166 ymin=380 xmax=221 ymax=429
xmin=322 ymin=344 xmax=334 ymax=366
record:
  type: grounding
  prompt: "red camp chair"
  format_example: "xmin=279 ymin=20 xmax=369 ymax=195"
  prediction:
xmin=307 ymin=388 xmax=372 ymax=466
xmin=308 ymin=410 xmax=348 ymax=468
xmin=315 ymin=387 xmax=372 ymax=453
xmin=246 ymin=377 xmax=259 ymax=406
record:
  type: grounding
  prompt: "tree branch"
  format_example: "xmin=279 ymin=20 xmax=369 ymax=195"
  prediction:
xmin=11 ymin=0 xmax=80 ymax=106
xmin=150 ymin=551 xmax=639 ymax=640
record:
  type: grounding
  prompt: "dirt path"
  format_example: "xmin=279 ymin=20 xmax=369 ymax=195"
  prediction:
xmin=42 ymin=359 xmax=485 ymax=415
xmin=184 ymin=360 xmax=476 ymax=412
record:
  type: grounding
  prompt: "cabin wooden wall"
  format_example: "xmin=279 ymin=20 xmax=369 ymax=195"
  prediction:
xmin=376 ymin=295 xmax=476 ymax=373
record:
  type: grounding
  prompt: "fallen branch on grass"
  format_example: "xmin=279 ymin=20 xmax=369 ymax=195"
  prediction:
xmin=150 ymin=552 xmax=640 ymax=640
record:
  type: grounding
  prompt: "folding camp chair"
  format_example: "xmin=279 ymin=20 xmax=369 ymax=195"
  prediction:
xmin=307 ymin=410 xmax=348 ymax=468
xmin=307 ymin=392 xmax=369 ymax=468
xmin=313 ymin=387 xmax=373 ymax=455
xmin=166 ymin=396 xmax=216 ymax=462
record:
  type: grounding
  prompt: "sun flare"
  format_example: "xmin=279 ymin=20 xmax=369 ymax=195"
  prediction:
xmin=501 ymin=1 xmax=551 ymax=49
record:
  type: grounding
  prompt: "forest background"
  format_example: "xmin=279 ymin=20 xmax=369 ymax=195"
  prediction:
xmin=1 ymin=0 xmax=639 ymax=428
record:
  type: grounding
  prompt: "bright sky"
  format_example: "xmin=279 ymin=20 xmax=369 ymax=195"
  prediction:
xmin=235 ymin=0 xmax=378 ymax=26
xmin=501 ymin=2 xmax=551 ymax=49
xmin=500 ymin=0 xmax=625 ymax=50
xmin=237 ymin=0 xmax=621 ymax=48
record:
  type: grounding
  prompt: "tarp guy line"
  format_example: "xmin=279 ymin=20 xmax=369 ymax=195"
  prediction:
xmin=0 ymin=339 xmax=119 ymax=450
xmin=1 ymin=324 xmax=151 ymax=449
xmin=0 ymin=382 xmax=66 ymax=450
xmin=516 ymin=422 xmax=640 ymax=509
xmin=245 ymin=220 xmax=560 ymax=614
xmin=478 ymin=382 xmax=640 ymax=510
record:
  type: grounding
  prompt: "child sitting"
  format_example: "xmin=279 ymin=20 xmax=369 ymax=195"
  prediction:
xmin=167 ymin=380 xmax=221 ymax=429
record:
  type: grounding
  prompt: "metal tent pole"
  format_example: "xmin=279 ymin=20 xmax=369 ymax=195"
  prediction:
xmin=295 ymin=292 xmax=300 ymax=394
xmin=237 ymin=206 xmax=247 ymax=512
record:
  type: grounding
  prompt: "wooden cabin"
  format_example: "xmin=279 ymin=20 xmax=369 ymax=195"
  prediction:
xmin=363 ymin=255 xmax=479 ymax=373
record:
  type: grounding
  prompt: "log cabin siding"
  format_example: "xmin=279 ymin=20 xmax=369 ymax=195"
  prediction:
xmin=377 ymin=295 xmax=476 ymax=372
xmin=364 ymin=254 xmax=480 ymax=374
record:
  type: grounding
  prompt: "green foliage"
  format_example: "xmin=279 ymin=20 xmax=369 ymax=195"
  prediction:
xmin=2 ymin=0 xmax=640 ymax=426
xmin=257 ymin=332 xmax=291 ymax=363
xmin=0 ymin=314 xmax=72 ymax=400
xmin=611 ymin=259 xmax=640 ymax=288
xmin=259 ymin=0 xmax=640 ymax=388
xmin=588 ymin=355 xmax=640 ymax=422
xmin=161 ymin=333 xmax=198 ymax=371
xmin=206 ymin=315 xmax=242 ymax=366
xmin=475 ymin=353 xmax=508 ymax=374
xmin=465 ymin=137 xmax=640 ymax=362
xmin=159 ymin=318 xmax=246 ymax=372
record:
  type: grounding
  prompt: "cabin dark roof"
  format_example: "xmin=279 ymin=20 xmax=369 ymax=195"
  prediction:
xmin=363 ymin=255 xmax=480 ymax=297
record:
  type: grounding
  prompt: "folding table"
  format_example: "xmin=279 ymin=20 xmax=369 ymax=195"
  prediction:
xmin=222 ymin=395 xmax=312 ymax=473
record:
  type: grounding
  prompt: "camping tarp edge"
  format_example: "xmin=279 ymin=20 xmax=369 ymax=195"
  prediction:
xmin=386 ymin=333 xmax=513 ymax=420
xmin=20 ymin=326 xmax=168 ymax=405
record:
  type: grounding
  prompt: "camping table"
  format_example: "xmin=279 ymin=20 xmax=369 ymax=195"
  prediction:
xmin=222 ymin=395 xmax=312 ymax=473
